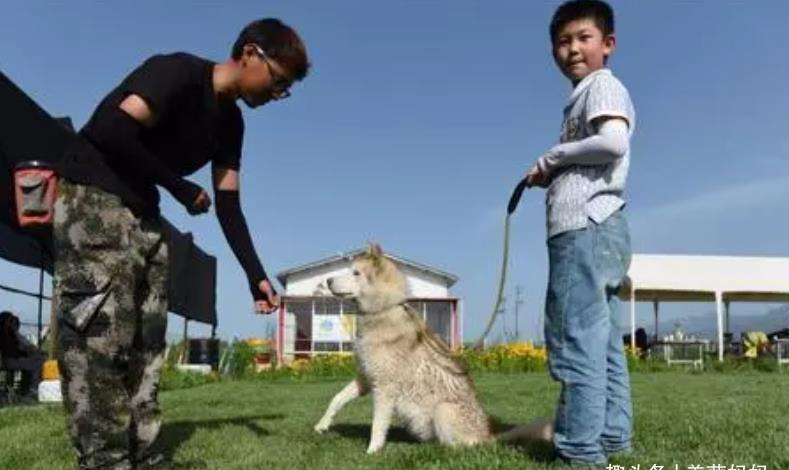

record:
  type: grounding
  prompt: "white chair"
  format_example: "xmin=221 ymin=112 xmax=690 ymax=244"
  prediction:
xmin=774 ymin=337 xmax=789 ymax=368
xmin=663 ymin=341 xmax=706 ymax=370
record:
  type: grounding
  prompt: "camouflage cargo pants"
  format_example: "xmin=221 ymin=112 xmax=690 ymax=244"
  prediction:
xmin=54 ymin=179 xmax=168 ymax=470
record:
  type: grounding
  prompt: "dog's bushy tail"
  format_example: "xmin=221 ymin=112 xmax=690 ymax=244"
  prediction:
xmin=496 ymin=418 xmax=554 ymax=444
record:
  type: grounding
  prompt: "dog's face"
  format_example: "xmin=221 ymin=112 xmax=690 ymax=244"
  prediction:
xmin=327 ymin=244 xmax=407 ymax=313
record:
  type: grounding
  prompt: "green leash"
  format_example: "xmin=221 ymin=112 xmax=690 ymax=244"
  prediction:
xmin=472 ymin=178 xmax=529 ymax=350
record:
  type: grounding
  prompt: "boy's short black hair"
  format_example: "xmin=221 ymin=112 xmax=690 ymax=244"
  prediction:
xmin=232 ymin=18 xmax=310 ymax=81
xmin=550 ymin=0 xmax=614 ymax=43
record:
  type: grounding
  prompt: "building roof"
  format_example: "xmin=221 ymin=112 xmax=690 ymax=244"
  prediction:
xmin=619 ymin=254 xmax=789 ymax=302
xmin=276 ymin=248 xmax=458 ymax=288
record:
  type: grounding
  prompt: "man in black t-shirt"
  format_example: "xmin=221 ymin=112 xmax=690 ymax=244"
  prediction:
xmin=54 ymin=18 xmax=309 ymax=469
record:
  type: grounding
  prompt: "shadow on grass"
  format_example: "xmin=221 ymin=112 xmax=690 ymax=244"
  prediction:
xmin=152 ymin=413 xmax=285 ymax=468
xmin=330 ymin=423 xmax=420 ymax=444
xmin=327 ymin=419 xmax=555 ymax=463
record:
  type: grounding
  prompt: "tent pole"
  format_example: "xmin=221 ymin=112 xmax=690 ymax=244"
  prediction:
xmin=653 ymin=299 xmax=659 ymax=342
xmin=182 ymin=318 xmax=189 ymax=364
xmin=715 ymin=292 xmax=724 ymax=362
xmin=37 ymin=253 xmax=44 ymax=347
xmin=630 ymin=287 xmax=636 ymax=351
xmin=49 ymin=299 xmax=57 ymax=359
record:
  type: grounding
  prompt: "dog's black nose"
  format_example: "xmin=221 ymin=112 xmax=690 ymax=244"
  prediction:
xmin=327 ymin=278 xmax=333 ymax=288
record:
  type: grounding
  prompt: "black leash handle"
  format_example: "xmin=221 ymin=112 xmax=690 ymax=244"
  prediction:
xmin=507 ymin=178 xmax=529 ymax=215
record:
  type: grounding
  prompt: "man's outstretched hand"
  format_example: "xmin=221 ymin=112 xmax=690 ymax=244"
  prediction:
xmin=190 ymin=190 xmax=212 ymax=215
xmin=254 ymin=279 xmax=280 ymax=314
xmin=171 ymin=179 xmax=211 ymax=215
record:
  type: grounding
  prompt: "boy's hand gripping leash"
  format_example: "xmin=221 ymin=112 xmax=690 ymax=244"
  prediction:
xmin=471 ymin=178 xmax=530 ymax=349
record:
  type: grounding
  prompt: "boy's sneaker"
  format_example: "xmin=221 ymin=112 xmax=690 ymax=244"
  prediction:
xmin=134 ymin=452 xmax=167 ymax=469
xmin=604 ymin=445 xmax=633 ymax=457
xmin=552 ymin=449 xmax=607 ymax=468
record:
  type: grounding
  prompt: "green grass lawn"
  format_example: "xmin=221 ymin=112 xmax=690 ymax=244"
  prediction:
xmin=1 ymin=372 xmax=788 ymax=469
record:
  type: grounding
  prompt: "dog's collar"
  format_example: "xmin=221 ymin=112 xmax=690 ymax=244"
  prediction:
xmin=368 ymin=300 xmax=411 ymax=315
xmin=400 ymin=301 xmax=419 ymax=315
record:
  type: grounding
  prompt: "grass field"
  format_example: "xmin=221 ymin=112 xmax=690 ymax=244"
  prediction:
xmin=1 ymin=372 xmax=787 ymax=469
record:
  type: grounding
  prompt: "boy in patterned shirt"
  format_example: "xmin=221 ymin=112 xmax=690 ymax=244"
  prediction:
xmin=525 ymin=0 xmax=636 ymax=465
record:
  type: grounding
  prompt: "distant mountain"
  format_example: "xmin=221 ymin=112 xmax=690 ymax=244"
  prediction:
xmin=645 ymin=304 xmax=789 ymax=340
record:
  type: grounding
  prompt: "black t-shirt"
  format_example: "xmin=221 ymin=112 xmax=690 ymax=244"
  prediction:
xmin=77 ymin=52 xmax=243 ymax=215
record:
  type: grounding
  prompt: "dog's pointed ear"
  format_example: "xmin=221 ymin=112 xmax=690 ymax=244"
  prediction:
xmin=371 ymin=243 xmax=383 ymax=258
xmin=366 ymin=242 xmax=383 ymax=258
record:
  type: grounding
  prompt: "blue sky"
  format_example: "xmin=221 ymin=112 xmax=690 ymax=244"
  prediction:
xmin=1 ymin=1 xmax=788 ymax=343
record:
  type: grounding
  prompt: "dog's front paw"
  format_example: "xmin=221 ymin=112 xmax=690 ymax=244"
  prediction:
xmin=314 ymin=421 xmax=330 ymax=434
xmin=366 ymin=444 xmax=383 ymax=455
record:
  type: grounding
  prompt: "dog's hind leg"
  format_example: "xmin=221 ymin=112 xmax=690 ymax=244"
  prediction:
xmin=433 ymin=403 xmax=462 ymax=446
xmin=433 ymin=403 xmax=489 ymax=447
xmin=314 ymin=377 xmax=368 ymax=434
xmin=408 ymin=414 xmax=435 ymax=442
xmin=399 ymin=403 xmax=435 ymax=442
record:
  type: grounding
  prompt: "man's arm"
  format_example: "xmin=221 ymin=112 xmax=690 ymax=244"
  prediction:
xmin=213 ymin=166 xmax=279 ymax=313
xmin=87 ymin=94 xmax=210 ymax=214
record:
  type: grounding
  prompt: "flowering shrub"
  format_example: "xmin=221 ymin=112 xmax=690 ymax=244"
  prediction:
xmin=460 ymin=342 xmax=548 ymax=373
xmin=160 ymin=367 xmax=221 ymax=391
xmin=254 ymin=353 xmax=357 ymax=381
xmin=162 ymin=336 xmax=785 ymax=392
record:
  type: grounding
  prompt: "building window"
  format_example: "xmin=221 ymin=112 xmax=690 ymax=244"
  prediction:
xmin=426 ymin=301 xmax=452 ymax=346
xmin=287 ymin=300 xmax=312 ymax=353
xmin=314 ymin=297 xmax=341 ymax=316
xmin=314 ymin=342 xmax=340 ymax=352
xmin=284 ymin=297 xmax=453 ymax=357
xmin=406 ymin=300 xmax=453 ymax=346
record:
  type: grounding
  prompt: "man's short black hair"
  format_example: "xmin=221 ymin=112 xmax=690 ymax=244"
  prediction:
xmin=550 ymin=0 xmax=615 ymax=44
xmin=232 ymin=18 xmax=310 ymax=81
xmin=0 ymin=311 xmax=13 ymax=332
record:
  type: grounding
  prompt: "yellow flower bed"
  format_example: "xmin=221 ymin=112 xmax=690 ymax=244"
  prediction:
xmin=460 ymin=342 xmax=548 ymax=373
xmin=496 ymin=342 xmax=547 ymax=360
xmin=269 ymin=353 xmax=358 ymax=378
xmin=245 ymin=338 xmax=272 ymax=349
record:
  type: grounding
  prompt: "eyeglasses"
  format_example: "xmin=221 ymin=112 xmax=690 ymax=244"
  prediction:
xmin=252 ymin=44 xmax=292 ymax=100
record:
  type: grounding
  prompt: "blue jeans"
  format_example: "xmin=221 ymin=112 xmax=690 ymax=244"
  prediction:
xmin=544 ymin=210 xmax=632 ymax=465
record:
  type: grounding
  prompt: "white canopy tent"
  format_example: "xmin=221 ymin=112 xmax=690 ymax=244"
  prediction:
xmin=617 ymin=254 xmax=789 ymax=361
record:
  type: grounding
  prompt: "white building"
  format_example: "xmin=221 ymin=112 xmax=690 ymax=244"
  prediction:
xmin=275 ymin=249 xmax=461 ymax=363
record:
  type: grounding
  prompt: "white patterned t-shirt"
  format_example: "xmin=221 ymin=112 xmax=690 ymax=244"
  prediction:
xmin=545 ymin=68 xmax=635 ymax=238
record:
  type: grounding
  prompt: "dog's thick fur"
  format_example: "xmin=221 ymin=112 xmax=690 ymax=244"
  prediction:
xmin=313 ymin=244 xmax=551 ymax=454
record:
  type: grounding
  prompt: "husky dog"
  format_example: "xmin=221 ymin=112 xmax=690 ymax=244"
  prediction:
xmin=313 ymin=244 xmax=551 ymax=454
